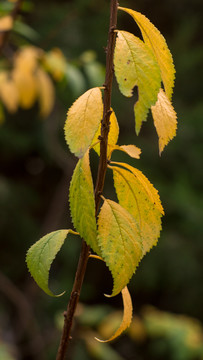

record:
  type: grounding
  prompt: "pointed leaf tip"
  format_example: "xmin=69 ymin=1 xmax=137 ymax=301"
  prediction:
xmin=26 ymin=229 xmax=78 ymax=296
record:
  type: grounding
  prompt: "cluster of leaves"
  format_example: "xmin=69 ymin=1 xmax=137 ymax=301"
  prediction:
xmin=26 ymin=6 xmax=177 ymax=341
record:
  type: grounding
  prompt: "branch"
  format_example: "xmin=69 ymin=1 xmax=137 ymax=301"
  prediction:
xmin=0 ymin=0 xmax=23 ymax=54
xmin=56 ymin=1 xmax=118 ymax=359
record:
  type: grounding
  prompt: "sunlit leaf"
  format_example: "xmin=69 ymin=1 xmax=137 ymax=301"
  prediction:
xmin=0 ymin=72 xmax=19 ymax=113
xmin=26 ymin=229 xmax=78 ymax=296
xmin=0 ymin=15 xmax=13 ymax=31
xmin=119 ymin=7 xmax=175 ymax=100
xmin=69 ymin=150 xmax=100 ymax=254
xmin=96 ymin=287 xmax=133 ymax=342
xmin=109 ymin=144 xmax=141 ymax=160
xmin=151 ymin=89 xmax=177 ymax=154
xmin=64 ymin=87 xmax=103 ymax=158
xmin=97 ymin=198 xmax=142 ymax=296
xmin=13 ymin=68 xmax=37 ymax=109
xmin=111 ymin=163 xmax=163 ymax=255
xmin=92 ymin=108 xmax=119 ymax=158
xmin=43 ymin=48 xmax=67 ymax=81
xmin=36 ymin=68 xmax=55 ymax=117
xmin=114 ymin=30 xmax=161 ymax=134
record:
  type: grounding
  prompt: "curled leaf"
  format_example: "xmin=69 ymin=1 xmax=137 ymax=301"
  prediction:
xmin=26 ymin=229 xmax=78 ymax=296
xmin=109 ymin=144 xmax=141 ymax=159
xmin=151 ymin=89 xmax=177 ymax=154
xmin=64 ymin=87 xmax=103 ymax=158
xmin=96 ymin=286 xmax=133 ymax=342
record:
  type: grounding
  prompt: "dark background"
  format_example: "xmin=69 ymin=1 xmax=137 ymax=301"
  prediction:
xmin=0 ymin=0 xmax=203 ymax=359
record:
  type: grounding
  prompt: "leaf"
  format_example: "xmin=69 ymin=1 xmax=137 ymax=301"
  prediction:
xmin=69 ymin=150 xmax=100 ymax=255
xmin=114 ymin=31 xmax=161 ymax=134
xmin=13 ymin=68 xmax=37 ymax=109
xmin=111 ymin=163 xmax=163 ymax=255
xmin=109 ymin=144 xmax=141 ymax=159
xmin=97 ymin=198 xmax=142 ymax=296
xmin=151 ymin=89 xmax=177 ymax=154
xmin=43 ymin=48 xmax=67 ymax=81
xmin=26 ymin=229 xmax=78 ymax=296
xmin=0 ymin=15 xmax=13 ymax=31
xmin=119 ymin=7 xmax=175 ymax=100
xmin=0 ymin=72 xmax=19 ymax=113
xmin=64 ymin=87 xmax=103 ymax=158
xmin=36 ymin=68 xmax=55 ymax=117
xmin=96 ymin=286 xmax=133 ymax=342
xmin=92 ymin=108 xmax=119 ymax=158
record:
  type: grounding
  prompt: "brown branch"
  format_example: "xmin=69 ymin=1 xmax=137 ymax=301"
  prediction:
xmin=56 ymin=1 xmax=118 ymax=359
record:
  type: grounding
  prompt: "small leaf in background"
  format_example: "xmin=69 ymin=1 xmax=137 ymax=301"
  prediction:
xmin=151 ymin=89 xmax=177 ymax=154
xmin=92 ymin=108 xmax=119 ymax=158
xmin=119 ymin=7 xmax=175 ymax=100
xmin=0 ymin=15 xmax=13 ymax=31
xmin=43 ymin=48 xmax=67 ymax=81
xmin=36 ymin=68 xmax=55 ymax=117
xmin=64 ymin=87 xmax=103 ymax=158
xmin=114 ymin=31 xmax=161 ymax=134
xmin=96 ymin=287 xmax=133 ymax=342
xmin=109 ymin=144 xmax=141 ymax=160
xmin=69 ymin=150 xmax=100 ymax=255
xmin=97 ymin=198 xmax=142 ymax=296
xmin=26 ymin=229 xmax=78 ymax=296
xmin=0 ymin=72 xmax=19 ymax=113
xmin=111 ymin=164 xmax=163 ymax=255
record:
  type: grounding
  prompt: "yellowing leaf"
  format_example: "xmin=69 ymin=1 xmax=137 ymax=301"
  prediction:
xmin=64 ymin=87 xmax=103 ymax=158
xmin=151 ymin=89 xmax=177 ymax=154
xmin=0 ymin=16 xmax=13 ymax=31
xmin=69 ymin=150 xmax=100 ymax=255
xmin=114 ymin=31 xmax=161 ymax=134
xmin=119 ymin=7 xmax=175 ymax=100
xmin=97 ymin=198 xmax=142 ymax=296
xmin=109 ymin=144 xmax=141 ymax=159
xmin=96 ymin=286 xmax=133 ymax=342
xmin=0 ymin=72 xmax=19 ymax=113
xmin=13 ymin=68 xmax=37 ymax=109
xmin=36 ymin=68 xmax=55 ymax=117
xmin=43 ymin=48 xmax=67 ymax=81
xmin=14 ymin=46 xmax=41 ymax=73
xmin=92 ymin=108 xmax=119 ymax=158
xmin=26 ymin=229 xmax=78 ymax=296
xmin=111 ymin=163 xmax=163 ymax=255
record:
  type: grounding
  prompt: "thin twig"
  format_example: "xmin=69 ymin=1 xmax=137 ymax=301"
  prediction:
xmin=56 ymin=1 xmax=118 ymax=359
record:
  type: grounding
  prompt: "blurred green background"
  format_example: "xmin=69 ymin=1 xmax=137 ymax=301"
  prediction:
xmin=0 ymin=0 xmax=203 ymax=359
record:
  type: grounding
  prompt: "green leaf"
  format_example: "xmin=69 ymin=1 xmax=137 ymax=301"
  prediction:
xmin=111 ymin=163 xmax=163 ymax=255
xmin=69 ymin=150 xmax=100 ymax=254
xmin=26 ymin=229 xmax=78 ymax=296
xmin=64 ymin=87 xmax=103 ymax=158
xmin=118 ymin=7 xmax=175 ymax=100
xmin=114 ymin=31 xmax=161 ymax=134
xmin=97 ymin=198 xmax=143 ymax=297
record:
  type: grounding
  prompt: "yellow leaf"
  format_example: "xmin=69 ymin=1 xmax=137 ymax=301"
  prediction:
xmin=119 ymin=7 xmax=175 ymax=100
xmin=151 ymin=89 xmax=177 ymax=154
xmin=0 ymin=72 xmax=19 ymax=113
xmin=0 ymin=16 xmax=13 ymax=32
xmin=64 ymin=87 xmax=103 ymax=158
xmin=97 ymin=198 xmax=142 ymax=297
xmin=14 ymin=46 xmax=41 ymax=73
xmin=13 ymin=68 xmax=37 ymax=109
xmin=36 ymin=68 xmax=55 ymax=117
xmin=96 ymin=287 xmax=133 ymax=342
xmin=114 ymin=31 xmax=161 ymax=134
xmin=43 ymin=48 xmax=67 ymax=81
xmin=111 ymin=163 xmax=163 ymax=255
xmin=91 ymin=108 xmax=119 ymax=158
xmin=109 ymin=144 xmax=141 ymax=159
